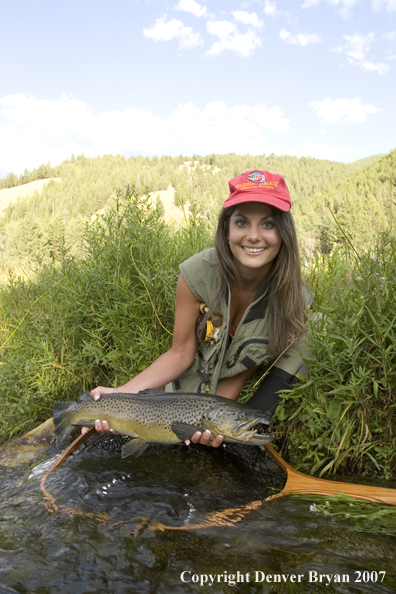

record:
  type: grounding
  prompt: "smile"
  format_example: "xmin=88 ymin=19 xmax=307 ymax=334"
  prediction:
xmin=242 ymin=247 xmax=265 ymax=253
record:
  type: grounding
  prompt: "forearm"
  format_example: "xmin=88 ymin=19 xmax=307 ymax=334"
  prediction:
xmin=117 ymin=348 xmax=195 ymax=393
xmin=216 ymin=368 xmax=257 ymax=400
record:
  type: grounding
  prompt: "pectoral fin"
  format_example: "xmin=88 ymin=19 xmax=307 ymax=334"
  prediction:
xmin=121 ymin=438 xmax=149 ymax=458
xmin=171 ymin=422 xmax=205 ymax=441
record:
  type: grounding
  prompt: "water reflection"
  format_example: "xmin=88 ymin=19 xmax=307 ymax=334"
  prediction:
xmin=0 ymin=440 xmax=395 ymax=594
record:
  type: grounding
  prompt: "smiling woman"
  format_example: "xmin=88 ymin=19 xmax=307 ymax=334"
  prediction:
xmin=228 ymin=203 xmax=282 ymax=277
xmin=84 ymin=170 xmax=313 ymax=447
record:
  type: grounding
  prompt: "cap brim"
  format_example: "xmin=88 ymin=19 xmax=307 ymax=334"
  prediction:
xmin=222 ymin=194 xmax=291 ymax=212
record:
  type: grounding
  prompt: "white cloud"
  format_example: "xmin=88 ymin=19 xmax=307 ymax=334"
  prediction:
xmin=362 ymin=60 xmax=389 ymax=73
xmin=372 ymin=0 xmax=396 ymax=10
xmin=340 ymin=33 xmax=389 ymax=74
xmin=279 ymin=29 xmax=321 ymax=46
xmin=143 ymin=16 xmax=203 ymax=48
xmin=233 ymin=11 xmax=264 ymax=28
xmin=309 ymin=97 xmax=380 ymax=124
xmin=302 ymin=0 xmax=359 ymax=18
xmin=176 ymin=0 xmax=208 ymax=18
xmin=207 ymin=20 xmax=236 ymax=39
xmin=164 ymin=102 xmax=289 ymax=155
xmin=343 ymin=33 xmax=373 ymax=60
xmin=206 ymin=20 xmax=262 ymax=56
xmin=263 ymin=1 xmax=277 ymax=16
xmin=0 ymin=94 xmax=291 ymax=175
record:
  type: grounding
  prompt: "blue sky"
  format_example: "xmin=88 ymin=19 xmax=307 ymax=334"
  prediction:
xmin=0 ymin=0 xmax=395 ymax=176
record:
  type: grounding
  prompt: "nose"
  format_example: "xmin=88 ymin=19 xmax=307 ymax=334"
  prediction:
xmin=246 ymin=223 xmax=261 ymax=242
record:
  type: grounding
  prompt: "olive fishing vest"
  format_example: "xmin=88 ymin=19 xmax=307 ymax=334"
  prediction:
xmin=166 ymin=248 xmax=314 ymax=395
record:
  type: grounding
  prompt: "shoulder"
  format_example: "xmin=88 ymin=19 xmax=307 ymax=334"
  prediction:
xmin=179 ymin=248 xmax=220 ymax=302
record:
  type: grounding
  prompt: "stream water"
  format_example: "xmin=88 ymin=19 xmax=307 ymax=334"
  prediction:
xmin=0 ymin=438 xmax=395 ymax=594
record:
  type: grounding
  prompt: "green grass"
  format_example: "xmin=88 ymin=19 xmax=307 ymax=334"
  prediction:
xmin=306 ymin=496 xmax=396 ymax=536
xmin=274 ymin=233 xmax=396 ymax=478
xmin=1 ymin=186 xmax=395 ymax=483
xmin=0 ymin=185 xmax=212 ymax=442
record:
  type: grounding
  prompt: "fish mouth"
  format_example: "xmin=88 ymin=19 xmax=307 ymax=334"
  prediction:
xmin=230 ymin=419 xmax=274 ymax=443
xmin=232 ymin=418 xmax=270 ymax=436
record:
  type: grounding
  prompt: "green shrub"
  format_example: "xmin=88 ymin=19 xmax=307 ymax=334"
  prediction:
xmin=0 ymin=185 xmax=212 ymax=441
xmin=276 ymin=232 xmax=396 ymax=478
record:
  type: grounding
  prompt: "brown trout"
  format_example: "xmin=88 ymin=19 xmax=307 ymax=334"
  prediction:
xmin=53 ymin=389 xmax=274 ymax=458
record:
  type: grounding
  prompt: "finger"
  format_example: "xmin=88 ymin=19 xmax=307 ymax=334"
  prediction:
xmin=209 ymin=435 xmax=224 ymax=448
xmin=90 ymin=388 xmax=103 ymax=401
xmin=199 ymin=430 xmax=212 ymax=445
xmin=101 ymin=420 xmax=110 ymax=431
xmin=189 ymin=431 xmax=202 ymax=444
xmin=101 ymin=420 xmax=116 ymax=434
xmin=81 ymin=427 xmax=91 ymax=435
xmin=94 ymin=419 xmax=104 ymax=432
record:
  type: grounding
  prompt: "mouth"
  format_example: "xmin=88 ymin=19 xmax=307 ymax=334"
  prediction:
xmin=227 ymin=421 xmax=275 ymax=444
xmin=242 ymin=247 xmax=266 ymax=255
xmin=232 ymin=418 xmax=271 ymax=437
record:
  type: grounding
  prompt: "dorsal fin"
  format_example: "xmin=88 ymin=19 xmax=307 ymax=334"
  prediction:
xmin=78 ymin=391 xmax=93 ymax=402
xmin=137 ymin=389 xmax=167 ymax=395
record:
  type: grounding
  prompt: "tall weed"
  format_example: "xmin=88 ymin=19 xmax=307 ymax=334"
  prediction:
xmin=276 ymin=232 xmax=396 ymax=478
xmin=0 ymin=185 xmax=212 ymax=441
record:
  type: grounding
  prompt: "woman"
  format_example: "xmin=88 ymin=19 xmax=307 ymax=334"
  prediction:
xmin=83 ymin=170 xmax=313 ymax=447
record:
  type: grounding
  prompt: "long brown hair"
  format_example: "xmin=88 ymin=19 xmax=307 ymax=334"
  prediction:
xmin=212 ymin=204 xmax=306 ymax=355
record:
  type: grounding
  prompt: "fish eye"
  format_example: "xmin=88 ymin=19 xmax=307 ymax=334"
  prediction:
xmin=237 ymin=411 xmax=247 ymax=420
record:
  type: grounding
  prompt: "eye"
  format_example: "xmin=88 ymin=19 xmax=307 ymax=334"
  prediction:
xmin=262 ymin=220 xmax=274 ymax=229
xmin=235 ymin=219 xmax=248 ymax=227
xmin=237 ymin=411 xmax=247 ymax=420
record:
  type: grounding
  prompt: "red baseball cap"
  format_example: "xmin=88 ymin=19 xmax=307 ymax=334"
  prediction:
xmin=222 ymin=170 xmax=291 ymax=211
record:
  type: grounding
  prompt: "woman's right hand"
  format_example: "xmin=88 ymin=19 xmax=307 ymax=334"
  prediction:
xmin=81 ymin=386 xmax=118 ymax=435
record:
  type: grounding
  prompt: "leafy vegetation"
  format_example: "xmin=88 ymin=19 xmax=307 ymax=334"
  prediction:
xmin=275 ymin=233 xmax=396 ymax=478
xmin=0 ymin=150 xmax=395 ymax=482
xmin=0 ymin=150 xmax=390 ymax=272
xmin=308 ymin=497 xmax=396 ymax=536
xmin=0 ymin=186 xmax=212 ymax=441
xmin=0 ymin=161 xmax=54 ymax=189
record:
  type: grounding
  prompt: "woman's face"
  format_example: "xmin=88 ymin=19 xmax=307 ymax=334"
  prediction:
xmin=228 ymin=202 xmax=282 ymax=277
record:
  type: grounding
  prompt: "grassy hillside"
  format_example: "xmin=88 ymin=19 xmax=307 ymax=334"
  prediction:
xmin=0 ymin=151 xmax=390 ymax=271
xmin=293 ymin=149 xmax=396 ymax=256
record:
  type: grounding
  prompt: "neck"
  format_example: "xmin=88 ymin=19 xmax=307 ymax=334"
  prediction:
xmin=233 ymin=262 xmax=272 ymax=293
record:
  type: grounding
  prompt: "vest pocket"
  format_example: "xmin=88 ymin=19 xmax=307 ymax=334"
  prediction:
xmin=226 ymin=338 xmax=269 ymax=368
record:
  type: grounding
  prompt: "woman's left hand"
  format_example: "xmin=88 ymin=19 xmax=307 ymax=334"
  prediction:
xmin=185 ymin=430 xmax=224 ymax=448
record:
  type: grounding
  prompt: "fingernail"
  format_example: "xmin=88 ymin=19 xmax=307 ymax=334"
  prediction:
xmin=93 ymin=395 xmax=99 ymax=401
xmin=196 ymin=432 xmax=202 ymax=438
xmin=110 ymin=429 xmax=116 ymax=434
xmin=204 ymin=430 xmax=210 ymax=436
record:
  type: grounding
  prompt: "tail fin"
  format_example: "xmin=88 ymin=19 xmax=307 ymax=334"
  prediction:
xmin=53 ymin=402 xmax=75 ymax=446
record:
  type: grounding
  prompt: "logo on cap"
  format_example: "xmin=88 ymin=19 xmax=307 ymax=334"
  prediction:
xmin=247 ymin=171 xmax=266 ymax=183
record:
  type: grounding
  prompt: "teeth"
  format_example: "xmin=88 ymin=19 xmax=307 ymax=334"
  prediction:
xmin=244 ymin=247 xmax=264 ymax=253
